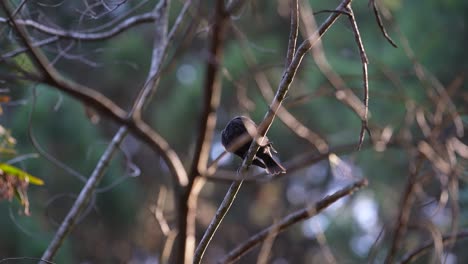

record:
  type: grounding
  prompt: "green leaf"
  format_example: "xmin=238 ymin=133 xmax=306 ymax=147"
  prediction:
xmin=0 ymin=163 xmax=44 ymax=186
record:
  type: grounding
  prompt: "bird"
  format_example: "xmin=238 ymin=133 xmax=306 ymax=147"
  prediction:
xmin=221 ymin=116 xmax=286 ymax=175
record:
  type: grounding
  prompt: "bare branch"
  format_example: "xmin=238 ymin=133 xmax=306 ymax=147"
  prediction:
xmin=384 ymin=157 xmax=424 ymax=264
xmin=0 ymin=12 xmax=156 ymax=41
xmin=285 ymin=0 xmax=298 ymax=68
xmin=37 ymin=1 xmax=190 ymax=261
xmin=231 ymin=25 xmax=329 ymax=153
xmin=369 ymin=0 xmax=397 ymax=48
xmin=185 ymin=0 xmax=229 ymax=262
xmin=194 ymin=1 xmax=352 ymax=262
xmin=219 ymin=178 xmax=368 ymax=264
xmin=399 ymin=230 xmax=468 ymax=264
xmin=344 ymin=5 xmax=370 ymax=150
xmin=2 ymin=0 xmax=188 ymax=189
xmin=131 ymin=0 xmax=171 ymax=119
xmin=1 ymin=37 xmax=59 ymax=60
xmin=40 ymin=127 xmax=128 ymax=261
xmin=300 ymin=1 xmax=369 ymax=150
xmin=0 ymin=257 xmax=55 ymax=264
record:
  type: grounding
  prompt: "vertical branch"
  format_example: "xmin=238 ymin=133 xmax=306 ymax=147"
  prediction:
xmin=384 ymin=157 xmax=424 ymax=264
xmin=193 ymin=1 xmax=352 ymax=263
xmin=285 ymin=0 xmax=298 ymax=68
xmin=177 ymin=1 xmax=228 ymax=263
xmin=131 ymin=0 xmax=171 ymax=119
xmin=344 ymin=5 xmax=370 ymax=149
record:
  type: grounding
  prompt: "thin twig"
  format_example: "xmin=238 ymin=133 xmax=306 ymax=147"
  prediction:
xmin=131 ymin=0 xmax=171 ymax=119
xmin=300 ymin=1 xmax=368 ymax=137
xmin=285 ymin=0 xmax=298 ymax=68
xmin=0 ymin=12 xmax=157 ymax=41
xmin=0 ymin=257 xmax=55 ymax=264
xmin=1 ymin=36 xmax=59 ymax=60
xmin=27 ymin=86 xmax=87 ymax=183
xmin=256 ymin=219 xmax=279 ymax=264
xmin=384 ymin=157 xmax=424 ymax=264
xmin=344 ymin=5 xmax=370 ymax=150
xmin=167 ymin=0 xmax=193 ymax=41
xmin=219 ymin=179 xmax=368 ymax=264
xmin=369 ymin=0 xmax=397 ymax=48
xmin=182 ymin=0 xmax=228 ymax=263
xmin=2 ymin=0 xmax=188 ymax=189
xmin=40 ymin=127 xmax=129 ymax=261
xmin=205 ymin=141 xmax=363 ymax=183
xmin=38 ymin=0 xmax=184 ymax=261
xmin=399 ymin=230 xmax=468 ymax=264
xmin=231 ymin=25 xmax=329 ymax=153
xmin=193 ymin=1 xmax=352 ymax=262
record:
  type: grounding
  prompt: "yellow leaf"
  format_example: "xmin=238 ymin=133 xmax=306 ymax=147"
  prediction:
xmin=0 ymin=163 xmax=44 ymax=185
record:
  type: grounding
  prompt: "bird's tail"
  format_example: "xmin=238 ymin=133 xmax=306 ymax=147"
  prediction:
xmin=261 ymin=154 xmax=286 ymax=175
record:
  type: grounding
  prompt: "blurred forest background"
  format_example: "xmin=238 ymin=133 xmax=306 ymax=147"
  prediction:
xmin=0 ymin=0 xmax=467 ymax=263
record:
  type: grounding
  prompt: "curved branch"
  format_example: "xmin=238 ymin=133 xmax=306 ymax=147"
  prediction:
xmin=2 ymin=1 xmax=188 ymax=187
xmin=344 ymin=5 xmax=370 ymax=149
xmin=369 ymin=0 xmax=397 ymax=48
xmin=219 ymin=178 xmax=368 ymax=264
xmin=39 ymin=1 xmax=188 ymax=261
xmin=0 ymin=12 xmax=156 ymax=41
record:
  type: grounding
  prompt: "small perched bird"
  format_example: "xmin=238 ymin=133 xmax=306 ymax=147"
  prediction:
xmin=221 ymin=116 xmax=286 ymax=174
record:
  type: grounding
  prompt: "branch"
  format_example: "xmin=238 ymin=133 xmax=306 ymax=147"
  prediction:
xmin=399 ymin=230 xmax=468 ymax=264
xmin=285 ymin=0 xmax=298 ymax=68
xmin=193 ymin=0 xmax=352 ymax=262
xmin=231 ymin=24 xmax=329 ymax=153
xmin=36 ymin=1 xmax=188 ymax=261
xmin=205 ymin=141 xmax=362 ymax=183
xmin=1 ymin=36 xmax=59 ymax=60
xmin=300 ymin=1 xmax=368 ymax=149
xmin=2 ymin=0 xmax=188 ymax=188
xmin=1 ymin=2 xmax=128 ymax=121
xmin=131 ymin=0 xmax=171 ymax=119
xmin=344 ymin=5 xmax=370 ymax=150
xmin=219 ymin=178 xmax=368 ymax=264
xmin=0 ymin=12 xmax=156 ymax=41
xmin=369 ymin=0 xmax=397 ymax=48
xmin=183 ymin=0 xmax=229 ymax=262
xmin=40 ymin=127 xmax=128 ymax=261
xmin=384 ymin=157 xmax=424 ymax=264
xmin=0 ymin=257 xmax=54 ymax=264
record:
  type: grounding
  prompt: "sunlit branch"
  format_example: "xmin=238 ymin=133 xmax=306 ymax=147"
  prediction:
xmin=188 ymin=0 xmax=228 ymax=262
